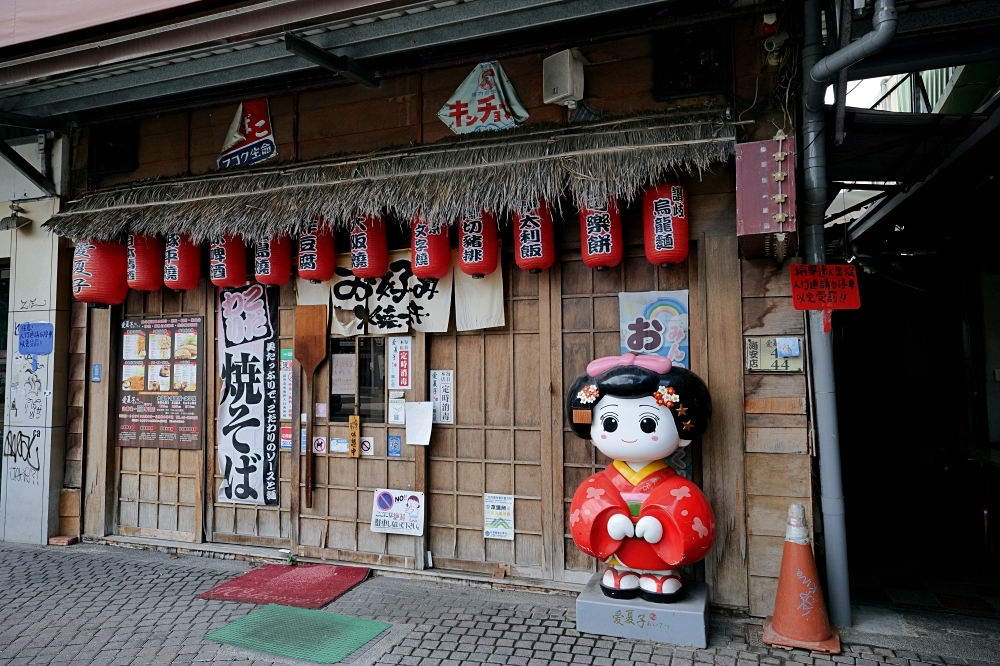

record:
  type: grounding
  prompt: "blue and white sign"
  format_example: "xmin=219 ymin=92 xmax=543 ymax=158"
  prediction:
xmin=618 ymin=291 xmax=689 ymax=368
xmin=18 ymin=321 xmax=54 ymax=372
xmin=388 ymin=435 xmax=402 ymax=458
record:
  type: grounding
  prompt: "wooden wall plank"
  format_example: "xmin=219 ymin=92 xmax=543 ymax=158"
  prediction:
xmin=748 ymin=534 xmax=785 ymax=578
xmin=746 ymin=453 xmax=811 ymax=497
xmin=745 ymin=413 xmax=807 ymax=428
xmin=742 ymin=297 xmax=804 ymax=336
xmin=745 ymin=427 xmax=808 ymax=454
xmin=701 ymin=234 xmax=748 ymax=609
xmin=748 ymin=494 xmax=812 ymax=537
xmin=750 ymin=574 xmax=779 ymax=617
xmin=744 ymin=374 xmax=807 ymax=414
xmin=741 ymin=259 xmax=796 ymax=298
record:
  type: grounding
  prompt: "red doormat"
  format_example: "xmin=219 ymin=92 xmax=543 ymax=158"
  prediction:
xmin=199 ymin=564 xmax=370 ymax=609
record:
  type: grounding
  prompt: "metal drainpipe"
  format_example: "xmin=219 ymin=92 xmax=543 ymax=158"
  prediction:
xmin=800 ymin=0 xmax=897 ymax=628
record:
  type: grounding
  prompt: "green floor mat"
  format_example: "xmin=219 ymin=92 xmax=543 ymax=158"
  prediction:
xmin=205 ymin=604 xmax=391 ymax=664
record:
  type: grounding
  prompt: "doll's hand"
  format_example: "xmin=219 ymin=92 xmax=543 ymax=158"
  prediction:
xmin=634 ymin=516 xmax=663 ymax=544
xmin=607 ymin=513 xmax=635 ymax=541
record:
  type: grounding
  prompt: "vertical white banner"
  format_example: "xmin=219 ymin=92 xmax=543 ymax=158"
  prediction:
xmin=217 ymin=284 xmax=279 ymax=505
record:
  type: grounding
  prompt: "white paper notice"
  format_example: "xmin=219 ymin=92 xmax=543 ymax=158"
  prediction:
xmin=329 ymin=354 xmax=357 ymax=395
xmin=430 ymin=370 xmax=454 ymax=424
xmin=295 ymin=276 xmax=332 ymax=307
xmin=360 ymin=436 xmax=375 ymax=456
xmin=370 ymin=489 xmax=424 ymax=536
xmin=404 ymin=402 xmax=433 ymax=446
xmin=484 ymin=493 xmax=515 ymax=540
xmin=330 ymin=437 xmax=349 ymax=453
xmin=454 ymin=248 xmax=505 ymax=331
xmin=388 ymin=336 xmax=412 ymax=390
xmin=388 ymin=398 xmax=406 ymax=424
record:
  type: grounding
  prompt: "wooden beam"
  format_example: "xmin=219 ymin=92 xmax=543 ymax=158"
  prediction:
xmin=0 ymin=140 xmax=57 ymax=195
xmin=284 ymin=33 xmax=379 ymax=88
xmin=0 ymin=111 xmax=72 ymax=134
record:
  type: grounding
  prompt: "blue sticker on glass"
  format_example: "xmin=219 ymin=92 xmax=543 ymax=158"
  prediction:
xmin=388 ymin=435 xmax=402 ymax=458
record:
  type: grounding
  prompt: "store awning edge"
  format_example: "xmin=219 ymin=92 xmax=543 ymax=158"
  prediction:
xmin=46 ymin=112 xmax=740 ymax=242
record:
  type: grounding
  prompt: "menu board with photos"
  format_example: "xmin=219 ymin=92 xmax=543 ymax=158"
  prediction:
xmin=117 ymin=317 xmax=204 ymax=449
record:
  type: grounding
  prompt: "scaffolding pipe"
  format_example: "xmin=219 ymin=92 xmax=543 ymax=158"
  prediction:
xmin=800 ymin=0 xmax=897 ymax=628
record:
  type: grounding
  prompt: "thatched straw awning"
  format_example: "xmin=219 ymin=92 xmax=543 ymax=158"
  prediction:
xmin=47 ymin=111 xmax=740 ymax=241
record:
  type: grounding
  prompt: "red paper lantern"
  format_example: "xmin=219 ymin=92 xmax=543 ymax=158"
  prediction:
xmin=254 ymin=236 xmax=292 ymax=286
xmin=643 ymin=182 xmax=689 ymax=266
xmin=579 ymin=198 xmax=623 ymax=271
xmin=72 ymin=240 xmax=128 ymax=305
xmin=349 ymin=214 xmax=389 ymax=279
xmin=298 ymin=218 xmax=336 ymax=283
xmin=163 ymin=234 xmax=201 ymax=292
xmin=458 ymin=211 xmax=499 ymax=279
xmin=411 ymin=217 xmax=451 ymax=280
xmin=126 ymin=234 xmax=164 ymax=292
xmin=513 ymin=201 xmax=556 ymax=273
xmin=209 ymin=235 xmax=246 ymax=288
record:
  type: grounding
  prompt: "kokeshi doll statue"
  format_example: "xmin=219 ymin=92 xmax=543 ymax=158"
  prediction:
xmin=567 ymin=353 xmax=715 ymax=603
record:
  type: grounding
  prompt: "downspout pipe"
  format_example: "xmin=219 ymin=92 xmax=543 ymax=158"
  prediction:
xmin=800 ymin=0 xmax=897 ymax=629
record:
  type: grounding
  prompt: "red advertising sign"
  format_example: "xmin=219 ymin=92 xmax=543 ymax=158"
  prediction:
xmin=789 ymin=264 xmax=861 ymax=310
xmin=790 ymin=264 xmax=861 ymax=332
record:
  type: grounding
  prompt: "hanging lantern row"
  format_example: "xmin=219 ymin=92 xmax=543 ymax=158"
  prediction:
xmin=164 ymin=234 xmax=201 ymax=292
xmin=70 ymin=182 xmax=690 ymax=304
xmin=411 ymin=216 xmax=451 ymax=281
xmin=513 ymin=201 xmax=556 ymax=274
xmin=298 ymin=217 xmax=336 ymax=283
xmin=458 ymin=211 xmax=499 ymax=279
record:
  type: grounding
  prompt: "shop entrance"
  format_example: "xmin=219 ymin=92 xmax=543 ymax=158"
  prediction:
xmin=835 ymin=270 xmax=1000 ymax=613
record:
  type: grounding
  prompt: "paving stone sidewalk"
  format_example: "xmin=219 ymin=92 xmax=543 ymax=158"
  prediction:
xmin=1 ymin=542 xmax=998 ymax=666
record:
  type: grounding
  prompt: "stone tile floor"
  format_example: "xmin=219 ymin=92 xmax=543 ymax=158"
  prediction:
xmin=1 ymin=541 xmax=998 ymax=666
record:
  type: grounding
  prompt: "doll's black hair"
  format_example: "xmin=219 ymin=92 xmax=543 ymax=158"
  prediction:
xmin=567 ymin=364 xmax=711 ymax=441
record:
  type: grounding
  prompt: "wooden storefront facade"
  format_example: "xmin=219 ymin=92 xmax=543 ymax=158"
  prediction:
xmin=70 ymin=24 xmax=812 ymax=617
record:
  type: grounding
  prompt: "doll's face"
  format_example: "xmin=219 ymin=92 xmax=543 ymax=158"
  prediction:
xmin=590 ymin=394 xmax=685 ymax=461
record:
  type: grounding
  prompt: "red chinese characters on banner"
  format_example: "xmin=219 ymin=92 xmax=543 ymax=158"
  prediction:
xmin=458 ymin=211 xmax=499 ymax=278
xmin=579 ymin=198 xmax=623 ymax=271
xmin=163 ymin=234 xmax=201 ymax=292
xmin=411 ymin=217 xmax=451 ymax=280
xmin=349 ymin=214 xmax=389 ymax=279
xmin=72 ymin=240 xmax=128 ymax=305
xmin=513 ymin=201 xmax=556 ymax=273
xmin=298 ymin=218 xmax=336 ymax=283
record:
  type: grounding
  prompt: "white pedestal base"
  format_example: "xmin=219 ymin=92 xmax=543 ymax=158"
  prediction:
xmin=576 ymin=573 xmax=709 ymax=648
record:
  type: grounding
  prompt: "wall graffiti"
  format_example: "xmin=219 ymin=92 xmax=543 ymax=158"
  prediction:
xmin=3 ymin=428 xmax=42 ymax=485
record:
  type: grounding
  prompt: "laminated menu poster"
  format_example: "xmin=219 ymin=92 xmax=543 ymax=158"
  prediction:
xmin=117 ymin=317 xmax=203 ymax=450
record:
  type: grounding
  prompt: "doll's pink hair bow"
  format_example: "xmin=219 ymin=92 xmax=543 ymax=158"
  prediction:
xmin=586 ymin=353 xmax=672 ymax=377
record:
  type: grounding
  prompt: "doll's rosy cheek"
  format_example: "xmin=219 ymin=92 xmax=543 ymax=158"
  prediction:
xmin=601 ymin=434 xmax=607 ymax=439
xmin=651 ymin=436 xmax=659 ymax=441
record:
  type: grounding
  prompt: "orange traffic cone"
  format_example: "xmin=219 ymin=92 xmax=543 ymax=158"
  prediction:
xmin=762 ymin=503 xmax=841 ymax=654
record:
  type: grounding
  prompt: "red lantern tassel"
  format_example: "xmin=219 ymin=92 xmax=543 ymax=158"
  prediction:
xmin=513 ymin=201 xmax=556 ymax=273
xmin=579 ymin=198 xmax=623 ymax=271
xmin=411 ymin=216 xmax=451 ymax=280
xmin=643 ymin=182 xmax=689 ymax=267
xmin=458 ymin=211 xmax=499 ymax=279
xmin=163 ymin=234 xmax=201 ymax=292
xmin=209 ymin=235 xmax=247 ymax=288
xmin=72 ymin=240 xmax=128 ymax=305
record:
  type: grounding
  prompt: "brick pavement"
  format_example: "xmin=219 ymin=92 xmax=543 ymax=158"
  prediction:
xmin=1 ymin=541 xmax=998 ymax=666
